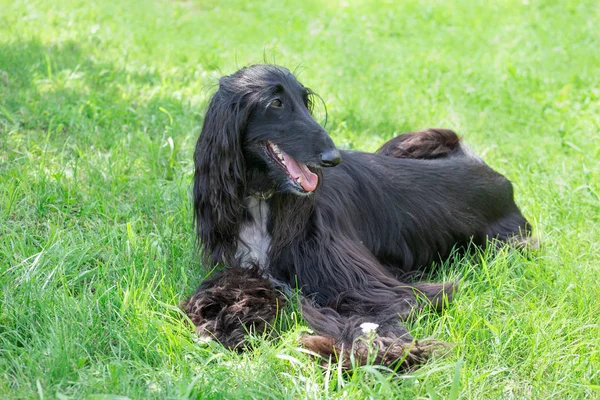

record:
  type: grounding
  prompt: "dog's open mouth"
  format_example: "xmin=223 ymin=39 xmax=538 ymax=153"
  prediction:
xmin=266 ymin=141 xmax=318 ymax=192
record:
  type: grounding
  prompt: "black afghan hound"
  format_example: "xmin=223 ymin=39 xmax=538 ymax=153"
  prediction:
xmin=183 ymin=64 xmax=532 ymax=370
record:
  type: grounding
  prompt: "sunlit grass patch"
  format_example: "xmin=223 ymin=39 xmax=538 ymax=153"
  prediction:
xmin=1 ymin=0 xmax=599 ymax=398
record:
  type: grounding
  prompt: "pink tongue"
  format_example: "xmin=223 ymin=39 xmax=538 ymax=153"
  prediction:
xmin=282 ymin=152 xmax=319 ymax=192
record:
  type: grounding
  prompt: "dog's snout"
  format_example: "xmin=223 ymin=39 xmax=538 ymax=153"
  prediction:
xmin=320 ymin=149 xmax=342 ymax=167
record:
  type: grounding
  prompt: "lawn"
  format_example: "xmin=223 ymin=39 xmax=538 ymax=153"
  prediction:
xmin=1 ymin=0 xmax=599 ymax=398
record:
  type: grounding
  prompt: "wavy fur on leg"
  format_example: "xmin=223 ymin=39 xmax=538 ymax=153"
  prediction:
xmin=297 ymin=298 xmax=451 ymax=370
xmin=182 ymin=267 xmax=285 ymax=350
xmin=299 ymin=335 xmax=446 ymax=371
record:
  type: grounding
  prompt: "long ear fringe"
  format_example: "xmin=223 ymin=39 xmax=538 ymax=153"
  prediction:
xmin=193 ymin=91 xmax=248 ymax=267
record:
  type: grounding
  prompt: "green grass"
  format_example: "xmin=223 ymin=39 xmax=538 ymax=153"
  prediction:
xmin=1 ymin=0 xmax=599 ymax=398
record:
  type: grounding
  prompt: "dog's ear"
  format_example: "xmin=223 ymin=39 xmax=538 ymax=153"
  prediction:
xmin=193 ymin=88 xmax=249 ymax=267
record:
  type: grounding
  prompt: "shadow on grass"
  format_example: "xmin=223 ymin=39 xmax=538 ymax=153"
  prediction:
xmin=0 ymin=39 xmax=202 ymax=149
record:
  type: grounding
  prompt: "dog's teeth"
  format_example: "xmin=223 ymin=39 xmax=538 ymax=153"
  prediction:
xmin=270 ymin=142 xmax=280 ymax=153
xmin=297 ymin=176 xmax=302 ymax=184
xmin=269 ymin=142 xmax=285 ymax=162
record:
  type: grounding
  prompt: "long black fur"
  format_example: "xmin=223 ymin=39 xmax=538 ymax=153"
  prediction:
xmin=188 ymin=64 xmax=532 ymax=370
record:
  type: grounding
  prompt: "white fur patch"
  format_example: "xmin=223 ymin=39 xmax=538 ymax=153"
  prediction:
xmin=236 ymin=197 xmax=271 ymax=269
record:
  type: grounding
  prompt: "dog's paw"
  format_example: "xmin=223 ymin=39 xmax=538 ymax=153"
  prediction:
xmin=182 ymin=267 xmax=286 ymax=351
xmin=299 ymin=334 xmax=450 ymax=372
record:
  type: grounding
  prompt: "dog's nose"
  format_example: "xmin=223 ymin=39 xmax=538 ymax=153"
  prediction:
xmin=320 ymin=149 xmax=342 ymax=167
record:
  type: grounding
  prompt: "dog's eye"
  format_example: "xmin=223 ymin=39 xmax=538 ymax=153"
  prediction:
xmin=270 ymin=99 xmax=283 ymax=108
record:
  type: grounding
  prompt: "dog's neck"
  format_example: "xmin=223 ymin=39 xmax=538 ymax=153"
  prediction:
xmin=242 ymin=165 xmax=317 ymax=251
xmin=267 ymin=191 xmax=315 ymax=248
xmin=251 ymin=189 xmax=275 ymax=200
xmin=245 ymin=166 xmax=276 ymax=199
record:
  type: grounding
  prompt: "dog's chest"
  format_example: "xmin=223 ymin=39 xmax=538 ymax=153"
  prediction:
xmin=236 ymin=197 xmax=271 ymax=269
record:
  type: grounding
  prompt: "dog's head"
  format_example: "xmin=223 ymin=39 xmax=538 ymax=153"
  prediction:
xmin=232 ymin=65 xmax=340 ymax=195
xmin=194 ymin=65 xmax=340 ymax=265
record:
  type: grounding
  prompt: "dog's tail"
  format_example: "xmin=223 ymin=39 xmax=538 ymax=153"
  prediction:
xmin=377 ymin=128 xmax=464 ymax=160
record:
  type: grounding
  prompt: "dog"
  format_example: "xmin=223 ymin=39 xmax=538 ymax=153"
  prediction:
xmin=185 ymin=64 xmax=532 ymax=370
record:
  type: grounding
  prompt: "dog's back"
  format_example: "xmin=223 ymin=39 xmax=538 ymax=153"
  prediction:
xmin=317 ymin=150 xmax=530 ymax=272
